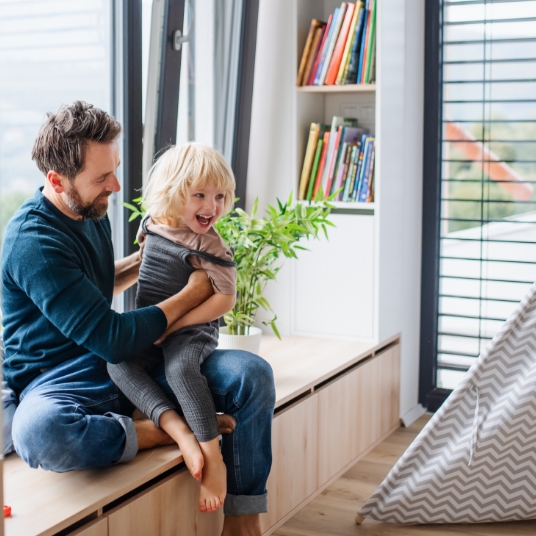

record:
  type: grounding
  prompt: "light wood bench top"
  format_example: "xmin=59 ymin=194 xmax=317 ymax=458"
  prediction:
xmin=4 ymin=335 xmax=397 ymax=536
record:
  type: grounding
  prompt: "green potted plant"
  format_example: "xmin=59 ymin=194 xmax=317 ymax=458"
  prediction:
xmin=124 ymin=193 xmax=335 ymax=352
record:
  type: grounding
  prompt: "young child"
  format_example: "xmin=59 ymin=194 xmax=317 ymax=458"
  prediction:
xmin=108 ymin=143 xmax=237 ymax=513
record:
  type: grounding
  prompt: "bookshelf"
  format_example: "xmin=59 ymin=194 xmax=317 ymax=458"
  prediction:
xmin=247 ymin=0 xmax=424 ymax=421
xmin=297 ymin=84 xmax=376 ymax=93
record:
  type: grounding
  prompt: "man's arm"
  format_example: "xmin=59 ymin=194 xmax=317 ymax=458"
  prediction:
xmin=113 ymin=252 xmax=141 ymax=296
xmin=159 ymin=291 xmax=234 ymax=340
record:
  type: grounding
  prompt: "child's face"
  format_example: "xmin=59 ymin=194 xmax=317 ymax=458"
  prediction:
xmin=181 ymin=183 xmax=226 ymax=234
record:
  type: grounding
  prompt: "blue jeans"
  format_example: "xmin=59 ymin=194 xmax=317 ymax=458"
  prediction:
xmin=11 ymin=349 xmax=275 ymax=516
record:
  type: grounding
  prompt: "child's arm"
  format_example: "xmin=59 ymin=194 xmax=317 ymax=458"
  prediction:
xmin=159 ymin=292 xmax=235 ymax=339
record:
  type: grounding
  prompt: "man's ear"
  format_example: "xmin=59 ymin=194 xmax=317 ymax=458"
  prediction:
xmin=46 ymin=171 xmax=67 ymax=194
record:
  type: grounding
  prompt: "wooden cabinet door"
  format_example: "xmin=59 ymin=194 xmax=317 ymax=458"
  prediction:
xmin=69 ymin=518 xmax=108 ymax=536
xmin=317 ymin=345 xmax=400 ymax=486
xmin=107 ymin=469 xmax=222 ymax=536
xmin=260 ymin=394 xmax=318 ymax=533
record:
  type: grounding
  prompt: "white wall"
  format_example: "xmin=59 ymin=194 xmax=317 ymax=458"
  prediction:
xmin=247 ymin=0 xmax=425 ymax=419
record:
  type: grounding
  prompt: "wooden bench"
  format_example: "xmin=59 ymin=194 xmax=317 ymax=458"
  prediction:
xmin=3 ymin=335 xmax=400 ymax=536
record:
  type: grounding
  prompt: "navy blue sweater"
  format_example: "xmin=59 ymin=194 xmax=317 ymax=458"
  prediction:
xmin=1 ymin=189 xmax=167 ymax=392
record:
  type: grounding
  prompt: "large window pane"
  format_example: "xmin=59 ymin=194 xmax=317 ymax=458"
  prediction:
xmin=0 ymin=0 xmax=114 ymax=253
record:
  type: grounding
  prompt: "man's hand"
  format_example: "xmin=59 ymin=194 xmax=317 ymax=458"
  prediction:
xmin=113 ymin=252 xmax=142 ymax=296
xmin=155 ymin=270 xmax=214 ymax=342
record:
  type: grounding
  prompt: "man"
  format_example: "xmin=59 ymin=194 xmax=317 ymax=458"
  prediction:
xmin=1 ymin=101 xmax=274 ymax=536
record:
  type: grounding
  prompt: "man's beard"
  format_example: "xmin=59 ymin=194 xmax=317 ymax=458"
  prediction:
xmin=65 ymin=182 xmax=110 ymax=221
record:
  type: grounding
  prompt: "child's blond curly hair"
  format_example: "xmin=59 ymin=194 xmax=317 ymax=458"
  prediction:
xmin=143 ymin=142 xmax=235 ymax=219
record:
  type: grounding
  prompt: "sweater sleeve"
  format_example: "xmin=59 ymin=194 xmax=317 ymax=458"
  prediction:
xmin=9 ymin=222 xmax=167 ymax=365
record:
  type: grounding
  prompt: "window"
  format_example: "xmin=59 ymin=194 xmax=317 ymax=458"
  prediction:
xmin=421 ymin=0 xmax=536 ymax=407
xmin=0 ymin=0 xmax=115 ymax=251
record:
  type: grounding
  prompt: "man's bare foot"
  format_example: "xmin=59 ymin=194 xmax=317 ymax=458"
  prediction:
xmin=217 ymin=413 xmax=236 ymax=434
xmin=198 ymin=438 xmax=227 ymax=512
xmin=221 ymin=514 xmax=261 ymax=536
xmin=134 ymin=418 xmax=175 ymax=450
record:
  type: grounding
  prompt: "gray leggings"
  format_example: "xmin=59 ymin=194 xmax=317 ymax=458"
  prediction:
xmin=107 ymin=325 xmax=220 ymax=442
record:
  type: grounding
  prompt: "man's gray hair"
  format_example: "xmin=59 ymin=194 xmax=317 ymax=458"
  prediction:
xmin=32 ymin=101 xmax=121 ymax=180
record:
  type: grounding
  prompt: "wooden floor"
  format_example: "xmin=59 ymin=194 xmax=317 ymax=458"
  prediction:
xmin=274 ymin=415 xmax=536 ymax=536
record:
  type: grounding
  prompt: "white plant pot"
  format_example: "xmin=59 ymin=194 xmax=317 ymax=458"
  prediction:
xmin=217 ymin=326 xmax=262 ymax=355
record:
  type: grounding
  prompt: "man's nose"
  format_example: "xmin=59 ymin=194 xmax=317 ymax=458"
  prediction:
xmin=108 ymin=173 xmax=121 ymax=192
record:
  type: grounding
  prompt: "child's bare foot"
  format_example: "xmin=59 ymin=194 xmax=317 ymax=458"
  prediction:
xmin=216 ymin=413 xmax=236 ymax=434
xmin=198 ymin=438 xmax=227 ymax=512
xmin=159 ymin=410 xmax=204 ymax=481
xmin=178 ymin=431 xmax=204 ymax=481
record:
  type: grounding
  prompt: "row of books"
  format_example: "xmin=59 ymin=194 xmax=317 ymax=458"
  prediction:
xmin=296 ymin=0 xmax=377 ymax=87
xmin=298 ymin=116 xmax=375 ymax=203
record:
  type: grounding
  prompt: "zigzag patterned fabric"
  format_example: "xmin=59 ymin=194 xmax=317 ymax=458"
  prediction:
xmin=359 ymin=283 xmax=536 ymax=524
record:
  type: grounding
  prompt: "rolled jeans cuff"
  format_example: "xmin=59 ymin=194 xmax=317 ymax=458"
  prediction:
xmin=224 ymin=492 xmax=268 ymax=516
xmin=109 ymin=412 xmax=138 ymax=464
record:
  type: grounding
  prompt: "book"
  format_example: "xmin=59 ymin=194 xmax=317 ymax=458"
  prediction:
xmin=303 ymin=26 xmax=325 ymax=86
xmin=330 ymin=126 xmax=367 ymax=195
xmin=318 ymin=3 xmax=347 ymax=85
xmin=357 ymin=1 xmax=371 ymax=84
xmin=298 ymin=123 xmax=321 ymax=200
xmin=351 ymin=135 xmax=369 ymax=200
xmin=324 ymin=3 xmax=355 ymax=85
xmin=297 ymin=19 xmax=325 ymax=86
xmin=319 ymin=116 xmax=356 ymax=195
xmin=336 ymin=2 xmax=361 ymax=85
xmin=306 ymin=133 xmax=326 ymax=201
xmin=342 ymin=145 xmax=359 ymax=201
xmin=312 ymin=131 xmax=330 ymax=198
xmin=364 ymin=0 xmax=377 ymax=83
xmin=344 ymin=4 xmax=366 ymax=84
xmin=358 ymin=138 xmax=375 ymax=202
xmin=312 ymin=10 xmax=339 ymax=85
xmin=333 ymin=142 xmax=355 ymax=200
xmin=346 ymin=140 xmax=363 ymax=201
xmin=338 ymin=143 xmax=356 ymax=200
xmin=367 ymin=157 xmax=375 ymax=202
xmin=331 ymin=140 xmax=349 ymax=197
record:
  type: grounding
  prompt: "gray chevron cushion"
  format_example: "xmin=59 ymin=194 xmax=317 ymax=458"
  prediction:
xmin=360 ymin=283 xmax=536 ymax=524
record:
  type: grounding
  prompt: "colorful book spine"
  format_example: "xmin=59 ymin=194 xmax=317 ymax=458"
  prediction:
xmin=342 ymin=145 xmax=359 ymax=201
xmin=358 ymin=138 xmax=375 ymax=202
xmin=351 ymin=135 xmax=368 ymax=200
xmin=324 ymin=126 xmax=344 ymax=196
xmin=306 ymin=137 xmax=324 ymax=201
xmin=324 ymin=3 xmax=355 ymax=85
xmin=312 ymin=9 xmax=339 ymax=85
xmin=297 ymin=19 xmax=324 ymax=86
xmin=306 ymin=17 xmax=331 ymax=85
xmin=332 ymin=141 xmax=349 ymax=197
xmin=364 ymin=0 xmax=377 ymax=83
xmin=336 ymin=3 xmax=361 ymax=85
xmin=312 ymin=132 xmax=330 ymax=198
xmin=302 ymin=26 xmax=325 ymax=86
xmin=338 ymin=143 xmax=355 ymax=200
xmin=318 ymin=3 xmax=347 ymax=85
xmin=357 ymin=1 xmax=371 ymax=84
xmin=345 ymin=5 xmax=366 ymax=84
xmin=298 ymin=123 xmax=320 ymax=200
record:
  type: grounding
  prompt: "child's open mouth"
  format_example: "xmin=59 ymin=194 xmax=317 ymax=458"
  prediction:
xmin=196 ymin=214 xmax=213 ymax=227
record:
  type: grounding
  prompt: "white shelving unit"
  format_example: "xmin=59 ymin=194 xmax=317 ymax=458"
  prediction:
xmin=247 ymin=0 xmax=424 ymax=420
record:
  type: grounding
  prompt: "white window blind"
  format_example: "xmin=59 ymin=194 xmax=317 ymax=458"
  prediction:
xmin=438 ymin=0 xmax=536 ymax=389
